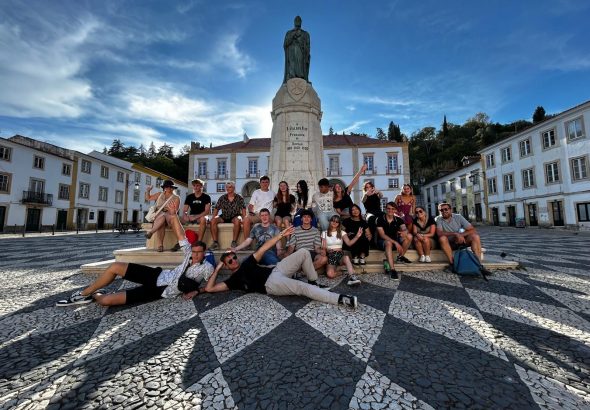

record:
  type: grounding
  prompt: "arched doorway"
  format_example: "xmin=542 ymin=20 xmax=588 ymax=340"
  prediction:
xmin=242 ymin=181 xmax=260 ymax=205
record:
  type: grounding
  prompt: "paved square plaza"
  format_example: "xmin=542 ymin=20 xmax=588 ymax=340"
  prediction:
xmin=1 ymin=227 xmax=589 ymax=409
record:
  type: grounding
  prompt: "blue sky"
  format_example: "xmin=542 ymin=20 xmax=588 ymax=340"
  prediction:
xmin=1 ymin=0 xmax=589 ymax=155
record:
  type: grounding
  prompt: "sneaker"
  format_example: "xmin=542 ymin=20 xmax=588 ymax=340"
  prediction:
xmin=55 ymin=290 xmax=93 ymax=307
xmin=230 ymin=240 xmax=238 ymax=248
xmin=210 ymin=241 xmax=219 ymax=250
xmin=419 ymin=255 xmax=426 ymax=263
xmin=396 ymin=255 xmax=412 ymax=264
xmin=339 ymin=294 xmax=358 ymax=309
xmin=359 ymin=257 xmax=366 ymax=265
xmin=389 ymin=269 xmax=399 ymax=280
xmin=425 ymin=255 xmax=432 ymax=263
xmin=346 ymin=274 xmax=361 ymax=286
xmin=171 ymin=243 xmax=181 ymax=252
xmin=352 ymin=257 xmax=360 ymax=265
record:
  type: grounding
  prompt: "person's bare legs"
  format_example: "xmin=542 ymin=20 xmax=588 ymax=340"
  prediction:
xmin=414 ymin=238 xmax=425 ymax=257
xmin=325 ymin=264 xmax=338 ymax=279
xmin=313 ymin=255 xmax=328 ymax=270
xmin=438 ymin=236 xmax=454 ymax=263
xmin=232 ymin=216 xmax=242 ymax=242
xmin=342 ymin=254 xmax=355 ymax=274
xmin=400 ymin=233 xmax=413 ymax=256
xmin=466 ymin=233 xmax=482 ymax=259
xmin=210 ymin=216 xmax=221 ymax=242
xmin=384 ymin=241 xmax=396 ymax=270
xmin=423 ymin=237 xmax=432 ymax=257
xmin=148 ymin=213 xmax=166 ymax=236
xmin=79 ymin=262 xmax=128 ymax=297
xmin=165 ymin=214 xmax=185 ymax=242
xmin=198 ymin=217 xmax=207 ymax=241
xmin=243 ymin=216 xmax=253 ymax=240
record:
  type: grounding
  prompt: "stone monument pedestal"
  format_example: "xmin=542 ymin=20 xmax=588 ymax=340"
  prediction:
xmin=268 ymin=78 xmax=324 ymax=194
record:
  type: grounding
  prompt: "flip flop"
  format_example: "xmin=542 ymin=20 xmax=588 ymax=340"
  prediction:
xmin=157 ymin=245 xmax=164 ymax=252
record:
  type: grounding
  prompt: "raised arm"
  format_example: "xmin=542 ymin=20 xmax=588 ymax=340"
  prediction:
xmin=347 ymin=163 xmax=368 ymax=194
xmin=252 ymin=226 xmax=294 ymax=262
xmin=145 ymin=185 xmax=160 ymax=201
xmin=342 ymin=228 xmax=363 ymax=246
xmin=204 ymin=262 xmax=229 ymax=293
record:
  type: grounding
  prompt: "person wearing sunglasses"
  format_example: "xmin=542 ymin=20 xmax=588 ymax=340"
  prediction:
xmin=376 ymin=202 xmax=413 ymax=279
xmin=57 ymin=233 xmax=213 ymax=307
xmin=413 ymin=206 xmax=436 ymax=263
xmin=204 ymin=226 xmax=358 ymax=309
xmin=435 ymin=202 xmax=482 ymax=265
xmin=321 ymin=215 xmax=363 ymax=286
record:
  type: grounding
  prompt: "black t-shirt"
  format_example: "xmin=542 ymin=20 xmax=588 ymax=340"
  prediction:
xmin=275 ymin=194 xmax=296 ymax=217
xmin=376 ymin=215 xmax=405 ymax=239
xmin=342 ymin=218 xmax=368 ymax=237
xmin=184 ymin=193 xmax=211 ymax=215
xmin=333 ymin=186 xmax=353 ymax=212
xmin=413 ymin=215 xmax=436 ymax=234
xmin=224 ymin=255 xmax=273 ymax=293
xmin=363 ymin=194 xmax=382 ymax=215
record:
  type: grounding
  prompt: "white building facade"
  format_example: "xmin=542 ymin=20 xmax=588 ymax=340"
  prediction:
xmin=188 ymin=135 xmax=410 ymax=213
xmin=421 ymin=157 xmax=487 ymax=223
xmin=0 ymin=135 xmax=186 ymax=233
xmin=479 ymin=100 xmax=590 ymax=230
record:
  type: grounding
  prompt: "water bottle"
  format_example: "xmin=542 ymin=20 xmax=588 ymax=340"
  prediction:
xmin=205 ymin=249 xmax=216 ymax=266
xmin=459 ymin=228 xmax=465 ymax=233
xmin=383 ymin=259 xmax=391 ymax=272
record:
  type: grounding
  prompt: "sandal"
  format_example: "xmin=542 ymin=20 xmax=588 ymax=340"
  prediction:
xmin=156 ymin=245 xmax=164 ymax=252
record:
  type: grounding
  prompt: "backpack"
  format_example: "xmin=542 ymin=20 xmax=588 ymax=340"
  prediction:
xmin=453 ymin=247 xmax=488 ymax=281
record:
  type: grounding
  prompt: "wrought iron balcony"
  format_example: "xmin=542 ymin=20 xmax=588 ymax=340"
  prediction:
xmin=215 ymin=172 xmax=227 ymax=180
xmin=197 ymin=172 xmax=208 ymax=180
xmin=22 ymin=191 xmax=53 ymax=206
xmin=364 ymin=166 xmax=378 ymax=175
xmin=326 ymin=167 xmax=342 ymax=176
xmin=386 ymin=166 xmax=403 ymax=175
xmin=246 ymin=170 xmax=260 ymax=179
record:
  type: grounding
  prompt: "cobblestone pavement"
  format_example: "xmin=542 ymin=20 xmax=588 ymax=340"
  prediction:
xmin=0 ymin=227 xmax=589 ymax=409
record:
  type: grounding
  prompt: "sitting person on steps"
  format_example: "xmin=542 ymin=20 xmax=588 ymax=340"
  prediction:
xmin=144 ymin=180 xmax=184 ymax=252
xmin=435 ymin=202 xmax=482 ymax=265
xmin=230 ymin=208 xmax=283 ymax=266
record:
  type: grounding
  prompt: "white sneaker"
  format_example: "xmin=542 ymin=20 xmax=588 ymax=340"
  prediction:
xmin=419 ymin=255 xmax=426 ymax=263
xmin=352 ymin=257 xmax=360 ymax=265
xmin=425 ymin=255 xmax=432 ymax=263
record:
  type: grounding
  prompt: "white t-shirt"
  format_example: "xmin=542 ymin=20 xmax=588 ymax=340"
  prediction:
xmin=250 ymin=189 xmax=276 ymax=213
xmin=312 ymin=191 xmax=334 ymax=212
xmin=321 ymin=230 xmax=346 ymax=250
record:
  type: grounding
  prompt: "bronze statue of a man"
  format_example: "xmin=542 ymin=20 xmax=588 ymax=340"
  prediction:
xmin=283 ymin=16 xmax=310 ymax=83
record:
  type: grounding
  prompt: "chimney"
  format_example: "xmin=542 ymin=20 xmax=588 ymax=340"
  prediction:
xmin=243 ymin=132 xmax=249 ymax=142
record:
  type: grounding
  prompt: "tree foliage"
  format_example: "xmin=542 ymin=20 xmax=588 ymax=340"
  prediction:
xmin=533 ymin=106 xmax=546 ymax=123
xmin=103 ymin=139 xmax=189 ymax=182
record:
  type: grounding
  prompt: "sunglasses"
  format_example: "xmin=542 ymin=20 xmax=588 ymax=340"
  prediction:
xmin=224 ymin=255 xmax=238 ymax=263
xmin=416 ymin=210 xmax=424 ymax=214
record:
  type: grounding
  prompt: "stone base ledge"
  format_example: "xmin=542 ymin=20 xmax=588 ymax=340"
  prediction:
xmin=141 ymin=222 xmax=244 ymax=250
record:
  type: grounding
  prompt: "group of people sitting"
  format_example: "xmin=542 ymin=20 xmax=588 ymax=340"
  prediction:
xmin=57 ymin=172 xmax=485 ymax=311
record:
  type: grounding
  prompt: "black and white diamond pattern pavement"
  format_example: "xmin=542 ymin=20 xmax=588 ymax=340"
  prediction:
xmin=1 ymin=227 xmax=590 ymax=409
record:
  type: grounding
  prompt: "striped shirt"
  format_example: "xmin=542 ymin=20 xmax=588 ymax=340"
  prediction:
xmin=287 ymin=226 xmax=321 ymax=251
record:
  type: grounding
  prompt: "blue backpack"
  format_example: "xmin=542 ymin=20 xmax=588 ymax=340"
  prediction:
xmin=453 ymin=247 xmax=488 ymax=280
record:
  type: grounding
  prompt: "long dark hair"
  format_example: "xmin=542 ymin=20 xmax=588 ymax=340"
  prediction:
xmin=296 ymin=180 xmax=309 ymax=208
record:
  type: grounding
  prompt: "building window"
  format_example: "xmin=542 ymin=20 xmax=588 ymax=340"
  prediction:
xmin=33 ymin=155 xmax=45 ymax=169
xmin=81 ymin=159 xmax=91 ymax=174
xmin=577 ymin=203 xmax=590 ymax=222
xmin=565 ymin=117 xmax=585 ymax=141
xmin=571 ymin=156 xmax=589 ymax=181
xmin=117 ymin=171 xmax=124 ymax=183
xmin=58 ymin=184 xmax=70 ymax=200
xmin=363 ymin=155 xmax=374 ymax=173
xmin=503 ymin=174 xmax=514 ymax=192
xmin=0 ymin=172 xmax=11 ymax=193
xmin=432 ymin=185 xmax=438 ymax=197
xmin=197 ymin=161 xmax=207 ymax=179
xmin=99 ymin=187 xmax=108 ymax=202
xmin=519 ymin=138 xmax=532 ymax=157
xmin=545 ymin=162 xmax=560 ymax=184
xmin=460 ymin=177 xmax=466 ymax=189
xmin=328 ymin=156 xmax=340 ymax=175
xmin=134 ymin=171 xmax=141 ymax=183
xmin=217 ymin=160 xmax=227 ymax=179
xmin=426 ymin=188 xmax=431 ymax=202
xmin=450 ymin=180 xmax=456 ymax=191
xmin=380 ymin=197 xmax=388 ymax=211
xmin=248 ymin=159 xmax=258 ymax=177
xmin=441 ymin=183 xmax=446 ymax=194
xmin=501 ymin=147 xmax=512 ymax=163
xmin=541 ymin=128 xmax=557 ymax=149
xmin=388 ymin=178 xmax=399 ymax=189
xmin=485 ymin=153 xmax=495 ymax=168
xmin=100 ymin=165 xmax=109 ymax=179
xmin=146 ymin=175 xmax=152 ymax=185
xmin=0 ymin=145 xmax=11 ymax=161
xmin=216 ymin=182 xmax=226 ymax=192
xmin=133 ymin=190 xmax=140 ymax=202
xmin=522 ymin=168 xmax=535 ymax=189
xmin=79 ymin=183 xmax=90 ymax=199
xmin=155 ymin=177 xmax=162 ymax=188
xmin=487 ymin=178 xmax=497 ymax=194
xmin=62 ymin=163 xmax=71 ymax=176
xmin=115 ymin=190 xmax=124 ymax=204
xmin=29 ymin=178 xmax=45 ymax=193
xmin=387 ymin=154 xmax=398 ymax=173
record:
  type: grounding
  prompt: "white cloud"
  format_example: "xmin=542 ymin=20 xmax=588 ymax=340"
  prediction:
xmin=0 ymin=20 xmax=96 ymax=118
xmin=339 ymin=120 xmax=371 ymax=134
xmin=213 ymin=34 xmax=255 ymax=78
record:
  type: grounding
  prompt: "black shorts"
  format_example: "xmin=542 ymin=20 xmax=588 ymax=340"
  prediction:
xmin=124 ymin=263 xmax=166 ymax=305
xmin=221 ymin=216 xmax=239 ymax=223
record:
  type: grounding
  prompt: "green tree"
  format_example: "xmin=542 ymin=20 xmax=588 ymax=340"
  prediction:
xmin=387 ymin=121 xmax=402 ymax=142
xmin=376 ymin=127 xmax=386 ymax=140
xmin=147 ymin=142 xmax=157 ymax=158
xmin=533 ymin=106 xmax=546 ymax=123
xmin=328 ymin=127 xmax=334 ymax=135
xmin=158 ymin=143 xmax=174 ymax=159
xmin=108 ymin=139 xmax=125 ymax=158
